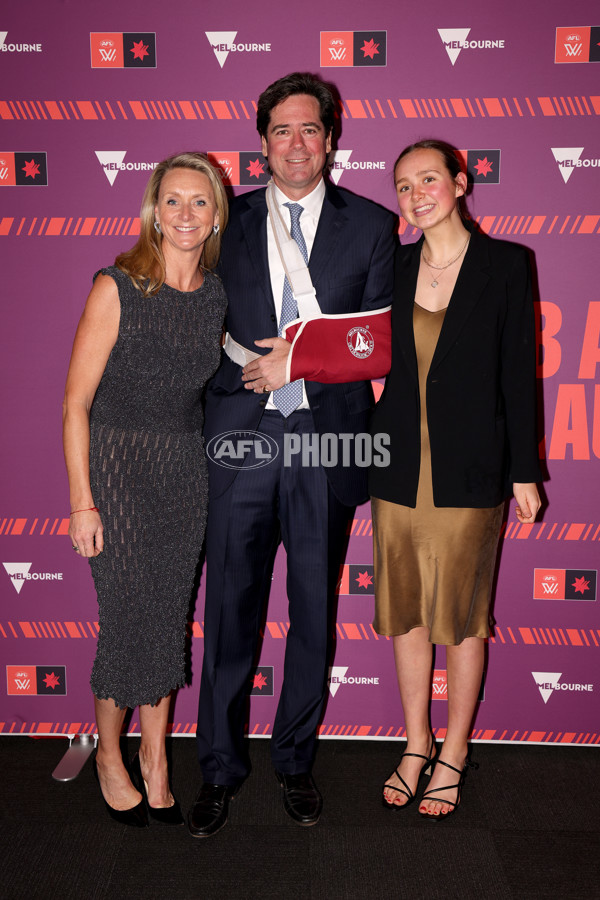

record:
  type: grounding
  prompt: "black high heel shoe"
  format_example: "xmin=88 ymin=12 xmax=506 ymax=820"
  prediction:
xmin=382 ymin=737 xmax=437 ymax=810
xmin=131 ymin=753 xmax=184 ymax=825
xmin=419 ymin=758 xmax=478 ymax=822
xmin=92 ymin=753 xmax=148 ymax=827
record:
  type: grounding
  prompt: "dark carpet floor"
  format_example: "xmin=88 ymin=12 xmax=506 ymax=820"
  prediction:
xmin=0 ymin=736 xmax=598 ymax=900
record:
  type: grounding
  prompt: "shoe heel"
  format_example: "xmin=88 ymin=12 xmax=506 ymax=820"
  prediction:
xmin=131 ymin=752 xmax=183 ymax=826
xmin=92 ymin=753 xmax=148 ymax=828
xmin=424 ymin=737 xmax=438 ymax=776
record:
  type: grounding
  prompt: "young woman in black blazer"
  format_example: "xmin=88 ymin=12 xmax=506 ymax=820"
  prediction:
xmin=369 ymin=140 xmax=542 ymax=820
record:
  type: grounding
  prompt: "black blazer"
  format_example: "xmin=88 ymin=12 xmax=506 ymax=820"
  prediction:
xmin=369 ymin=226 xmax=542 ymax=508
xmin=205 ymin=181 xmax=396 ymax=506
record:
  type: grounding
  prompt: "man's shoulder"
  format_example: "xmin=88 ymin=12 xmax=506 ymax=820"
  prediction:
xmin=228 ymin=188 xmax=266 ymax=214
xmin=326 ymin=183 xmax=395 ymax=223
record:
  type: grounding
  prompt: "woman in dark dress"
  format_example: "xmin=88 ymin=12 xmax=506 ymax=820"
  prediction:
xmin=63 ymin=153 xmax=228 ymax=826
xmin=369 ymin=140 xmax=542 ymax=819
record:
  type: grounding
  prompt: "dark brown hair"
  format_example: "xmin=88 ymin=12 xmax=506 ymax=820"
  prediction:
xmin=256 ymin=72 xmax=335 ymax=139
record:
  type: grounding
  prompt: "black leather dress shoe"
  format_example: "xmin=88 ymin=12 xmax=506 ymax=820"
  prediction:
xmin=276 ymin=771 xmax=322 ymax=826
xmin=187 ymin=783 xmax=237 ymax=838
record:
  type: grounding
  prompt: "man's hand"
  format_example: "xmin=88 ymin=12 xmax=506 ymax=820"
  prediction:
xmin=242 ymin=338 xmax=291 ymax=393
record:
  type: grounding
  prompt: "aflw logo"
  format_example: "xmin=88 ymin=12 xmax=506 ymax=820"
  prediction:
xmin=329 ymin=44 xmax=346 ymax=62
xmin=99 ymin=46 xmax=117 ymax=62
xmin=563 ymin=39 xmax=582 ymax=58
xmin=555 ymin=26 xmax=600 ymax=64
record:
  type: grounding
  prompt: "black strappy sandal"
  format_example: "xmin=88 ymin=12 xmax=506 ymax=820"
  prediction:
xmin=382 ymin=738 xmax=437 ymax=810
xmin=419 ymin=758 xmax=478 ymax=821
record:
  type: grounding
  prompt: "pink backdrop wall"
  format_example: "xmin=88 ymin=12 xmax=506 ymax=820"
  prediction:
xmin=1 ymin=0 xmax=598 ymax=745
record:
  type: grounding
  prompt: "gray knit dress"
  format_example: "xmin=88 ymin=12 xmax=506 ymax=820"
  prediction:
xmin=88 ymin=266 xmax=226 ymax=709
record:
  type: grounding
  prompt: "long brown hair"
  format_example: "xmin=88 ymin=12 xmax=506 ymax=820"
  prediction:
xmin=115 ymin=152 xmax=229 ymax=296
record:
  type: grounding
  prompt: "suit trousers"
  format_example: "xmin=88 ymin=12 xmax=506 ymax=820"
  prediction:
xmin=197 ymin=409 xmax=353 ymax=785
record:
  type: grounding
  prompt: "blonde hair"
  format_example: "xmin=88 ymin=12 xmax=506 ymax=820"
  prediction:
xmin=115 ymin=152 xmax=229 ymax=296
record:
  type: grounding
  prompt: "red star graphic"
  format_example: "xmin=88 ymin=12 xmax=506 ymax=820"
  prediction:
xmin=361 ymin=38 xmax=379 ymax=59
xmin=43 ymin=671 xmax=60 ymax=690
xmin=253 ymin=672 xmax=268 ymax=690
xmin=130 ymin=39 xmax=149 ymax=61
xmin=22 ymin=159 xmax=41 ymax=179
xmin=355 ymin=570 xmax=373 ymax=590
xmin=474 ymin=157 xmax=493 ymax=177
xmin=572 ymin=576 xmax=590 ymax=595
xmin=246 ymin=158 xmax=265 ymax=179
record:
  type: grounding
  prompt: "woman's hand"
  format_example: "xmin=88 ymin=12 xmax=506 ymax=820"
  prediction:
xmin=68 ymin=509 xmax=104 ymax=557
xmin=513 ymin=483 xmax=541 ymax=524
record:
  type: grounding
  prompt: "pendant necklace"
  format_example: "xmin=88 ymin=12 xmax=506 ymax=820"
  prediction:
xmin=421 ymin=234 xmax=470 ymax=288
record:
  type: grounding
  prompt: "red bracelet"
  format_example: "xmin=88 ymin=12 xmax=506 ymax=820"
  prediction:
xmin=70 ymin=506 xmax=99 ymax=515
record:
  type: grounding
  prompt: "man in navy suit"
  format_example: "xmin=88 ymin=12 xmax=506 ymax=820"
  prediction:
xmin=188 ymin=72 xmax=396 ymax=837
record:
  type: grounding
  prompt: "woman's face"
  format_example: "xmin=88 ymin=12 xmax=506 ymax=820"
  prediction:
xmin=394 ymin=148 xmax=466 ymax=231
xmin=154 ymin=168 xmax=219 ymax=258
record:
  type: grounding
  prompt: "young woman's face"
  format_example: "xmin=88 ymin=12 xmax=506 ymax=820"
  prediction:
xmin=394 ymin=148 xmax=466 ymax=231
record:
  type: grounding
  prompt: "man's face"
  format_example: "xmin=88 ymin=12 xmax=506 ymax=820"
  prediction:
xmin=261 ymin=93 xmax=332 ymax=200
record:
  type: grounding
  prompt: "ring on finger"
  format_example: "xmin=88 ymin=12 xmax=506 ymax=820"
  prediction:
xmin=263 ymin=385 xmax=270 ymax=393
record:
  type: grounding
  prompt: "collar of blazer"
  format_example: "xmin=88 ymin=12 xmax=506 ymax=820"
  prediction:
xmin=239 ymin=181 xmax=349 ymax=304
xmin=395 ymin=222 xmax=492 ymax=380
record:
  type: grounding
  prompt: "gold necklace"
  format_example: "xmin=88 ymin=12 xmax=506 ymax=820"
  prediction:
xmin=421 ymin=235 xmax=470 ymax=288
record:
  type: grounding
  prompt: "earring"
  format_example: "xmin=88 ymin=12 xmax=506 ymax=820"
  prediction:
xmin=213 ymin=224 xmax=220 ymax=235
xmin=154 ymin=221 xmax=161 ymax=234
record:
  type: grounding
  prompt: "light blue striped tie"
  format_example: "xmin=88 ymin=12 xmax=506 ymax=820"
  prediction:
xmin=273 ymin=202 xmax=306 ymax=417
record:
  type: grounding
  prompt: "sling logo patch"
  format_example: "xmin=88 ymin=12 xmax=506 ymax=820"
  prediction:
xmin=347 ymin=326 xmax=374 ymax=359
